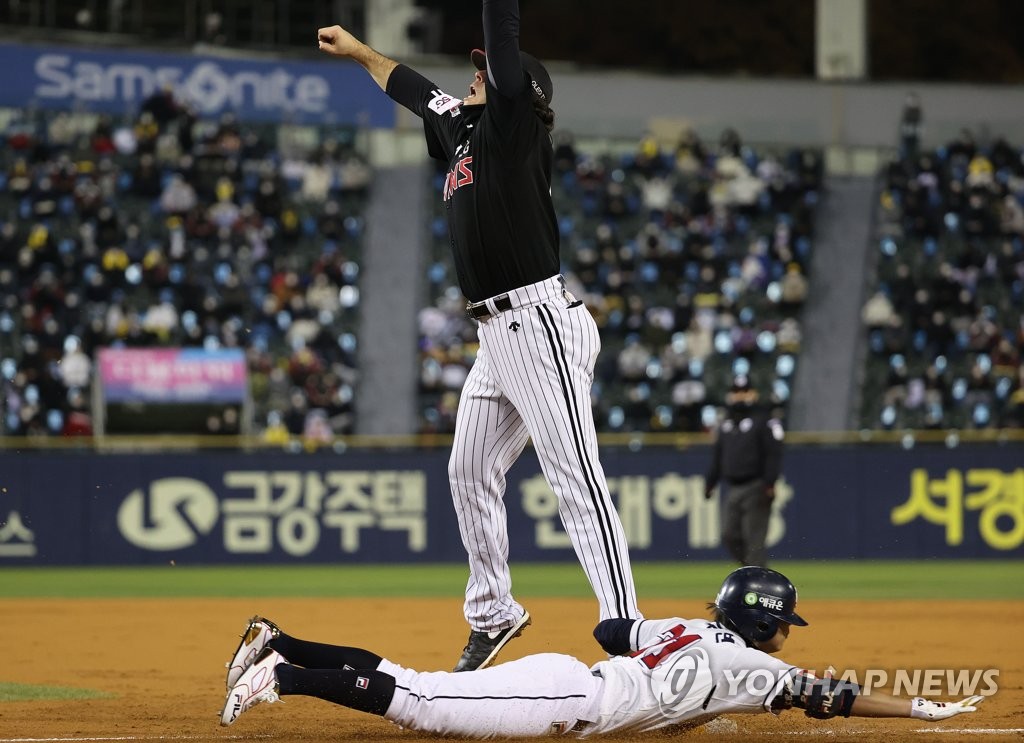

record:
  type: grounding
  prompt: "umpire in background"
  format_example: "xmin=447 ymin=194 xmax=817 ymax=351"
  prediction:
xmin=704 ymin=375 xmax=785 ymax=566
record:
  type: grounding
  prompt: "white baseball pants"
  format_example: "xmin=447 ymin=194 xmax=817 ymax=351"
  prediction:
xmin=449 ymin=275 xmax=641 ymax=629
xmin=381 ymin=653 xmax=602 ymax=737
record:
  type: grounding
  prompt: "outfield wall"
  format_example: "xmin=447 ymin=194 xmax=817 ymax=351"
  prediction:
xmin=0 ymin=444 xmax=1021 ymax=565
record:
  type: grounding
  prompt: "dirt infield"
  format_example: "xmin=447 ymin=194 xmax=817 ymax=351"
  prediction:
xmin=2 ymin=597 xmax=1022 ymax=742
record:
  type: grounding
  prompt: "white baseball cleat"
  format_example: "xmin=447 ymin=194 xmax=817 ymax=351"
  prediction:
xmin=225 ymin=616 xmax=281 ymax=690
xmin=220 ymin=647 xmax=284 ymax=726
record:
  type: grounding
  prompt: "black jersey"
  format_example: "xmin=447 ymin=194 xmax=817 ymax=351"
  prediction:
xmin=386 ymin=65 xmax=559 ymax=303
xmin=705 ymin=408 xmax=785 ymax=490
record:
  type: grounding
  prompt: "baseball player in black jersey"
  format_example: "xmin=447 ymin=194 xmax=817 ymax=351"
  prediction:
xmin=318 ymin=0 xmax=641 ymax=672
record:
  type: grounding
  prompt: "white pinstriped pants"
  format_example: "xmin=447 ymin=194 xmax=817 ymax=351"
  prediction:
xmin=449 ymin=275 xmax=641 ymax=630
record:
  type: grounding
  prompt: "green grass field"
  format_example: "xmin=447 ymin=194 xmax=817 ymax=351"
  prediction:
xmin=0 ymin=682 xmax=113 ymax=702
xmin=2 ymin=560 xmax=1021 ymax=600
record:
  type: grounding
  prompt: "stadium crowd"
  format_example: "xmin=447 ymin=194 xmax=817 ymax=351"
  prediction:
xmin=6 ymin=92 xmax=1020 ymax=440
xmin=862 ymin=127 xmax=1024 ymax=430
xmin=0 ymin=90 xmax=370 ymax=438
xmin=419 ymin=127 xmax=821 ymax=433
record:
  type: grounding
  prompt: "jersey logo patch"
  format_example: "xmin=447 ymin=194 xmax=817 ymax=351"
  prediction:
xmin=428 ymin=89 xmax=462 ymax=116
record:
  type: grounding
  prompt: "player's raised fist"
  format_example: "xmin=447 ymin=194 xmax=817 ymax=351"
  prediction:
xmin=317 ymin=25 xmax=359 ymax=57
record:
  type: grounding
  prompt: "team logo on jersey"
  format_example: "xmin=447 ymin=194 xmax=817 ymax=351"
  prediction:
xmin=651 ymin=646 xmax=715 ymax=719
xmin=443 ymin=155 xmax=474 ymax=201
xmin=428 ymin=89 xmax=462 ymax=116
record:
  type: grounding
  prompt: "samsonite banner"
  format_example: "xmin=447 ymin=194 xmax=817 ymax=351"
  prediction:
xmin=0 ymin=444 xmax=1021 ymax=564
xmin=0 ymin=40 xmax=395 ymax=125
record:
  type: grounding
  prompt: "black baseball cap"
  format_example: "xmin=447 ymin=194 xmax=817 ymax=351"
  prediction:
xmin=471 ymin=48 xmax=553 ymax=104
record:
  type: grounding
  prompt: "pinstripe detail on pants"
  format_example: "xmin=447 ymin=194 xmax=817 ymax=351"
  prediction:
xmin=449 ymin=276 xmax=641 ymax=629
xmin=535 ymin=303 xmax=629 ymax=618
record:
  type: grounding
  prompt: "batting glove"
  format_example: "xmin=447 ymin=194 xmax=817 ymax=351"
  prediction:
xmin=910 ymin=695 xmax=984 ymax=720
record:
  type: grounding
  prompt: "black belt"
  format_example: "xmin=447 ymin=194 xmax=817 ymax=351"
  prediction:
xmin=466 ymin=294 xmax=513 ymax=320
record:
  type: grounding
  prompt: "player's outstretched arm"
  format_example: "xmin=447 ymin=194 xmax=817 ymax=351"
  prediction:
xmin=778 ymin=672 xmax=984 ymax=722
xmin=481 ymin=0 xmax=525 ymax=97
xmin=852 ymin=692 xmax=984 ymax=720
xmin=318 ymin=25 xmax=398 ymax=91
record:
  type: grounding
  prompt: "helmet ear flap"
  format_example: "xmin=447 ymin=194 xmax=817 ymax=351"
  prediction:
xmin=752 ymin=617 xmax=777 ymax=643
xmin=717 ymin=610 xmax=777 ymax=645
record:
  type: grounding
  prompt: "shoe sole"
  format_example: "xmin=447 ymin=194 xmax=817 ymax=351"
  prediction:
xmin=475 ymin=611 xmax=532 ymax=671
xmin=221 ymin=647 xmax=281 ymax=726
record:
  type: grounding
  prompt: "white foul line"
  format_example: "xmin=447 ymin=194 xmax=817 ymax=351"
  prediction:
xmin=753 ymin=730 xmax=1024 ymax=737
xmin=914 ymin=730 xmax=1024 ymax=735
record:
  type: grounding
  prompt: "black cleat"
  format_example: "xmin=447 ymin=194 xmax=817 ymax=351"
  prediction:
xmin=452 ymin=611 xmax=532 ymax=672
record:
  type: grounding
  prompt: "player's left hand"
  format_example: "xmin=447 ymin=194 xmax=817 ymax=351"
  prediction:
xmin=910 ymin=695 xmax=985 ymax=720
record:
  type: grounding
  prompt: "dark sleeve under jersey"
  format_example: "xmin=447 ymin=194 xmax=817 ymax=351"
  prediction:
xmin=482 ymin=0 xmax=525 ymax=99
xmin=593 ymin=618 xmax=639 ymax=656
xmin=478 ymin=0 xmax=537 ymax=144
xmin=385 ymin=63 xmax=463 ymax=162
